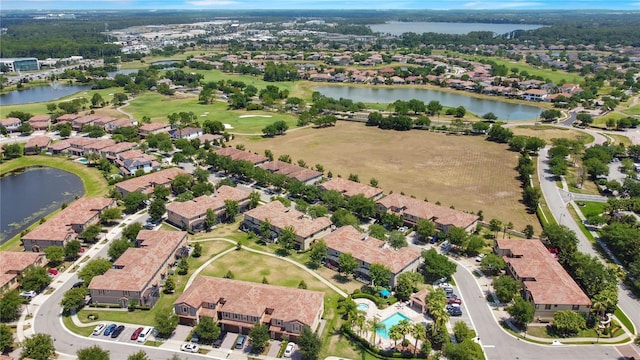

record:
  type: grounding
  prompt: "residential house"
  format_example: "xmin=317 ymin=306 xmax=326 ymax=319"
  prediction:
xmin=72 ymin=115 xmax=101 ymax=131
xmin=521 ymin=89 xmax=548 ymax=102
xmin=166 ymin=185 xmax=251 ymax=231
xmin=377 ymin=193 xmax=478 ymax=233
xmin=89 ymin=230 xmax=188 ymax=308
xmin=54 ymin=113 xmax=79 ymax=126
xmin=170 ymin=127 xmax=203 ymax=140
xmin=259 ymin=160 xmax=323 ymax=185
xmin=21 ymin=197 xmax=116 ymax=251
xmin=139 ymin=123 xmax=171 ymax=137
xmin=198 ymin=133 xmax=223 ymax=145
xmin=115 ymin=167 xmax=186 ymax=196
xmin=319 ymin=177 xmax=384 ymax=200
xmin=323 ymin=226 xmax=422 ymax=287
xmin=174 ymin=276 xmax=324 ymax=341
xmin=215 ymin=147 xmax=269 ymax=165
xmin=92 ymin=117 xmax=117 ymax=129
xmin=243 ymin=201 xmax=332 ymax=250
xmin=114 ymin=149 xmax=160 ymax=175
xmin=28 ymin=115 xmax=51 ymax=131
xmin=494 ymin=239 xmax=591 ymax=321
xmin=0 ymin=251 xmax=47 ymax=294
xmin=0 ymin=118 xmax=22 ymax=133
xmin=24 ymin=136 xmax=52 ymax=155
xmin=49 ymin=140 xmax=71 ymax=154
xmin=106 ymin=118 xmax=138 ymax=132
xmin=83 ymin=139 xmax=117 ymax=155
xmin=100 ymin=142 xmax=137 ymax=160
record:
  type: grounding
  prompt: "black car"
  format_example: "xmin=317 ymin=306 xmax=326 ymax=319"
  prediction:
xmin=111 ymin=325 xmax=125 ymax=338
xmin=447 ymin=305 xmax=463 ymax=316
xmin=72 ymin=281 xmax=84 ymax=288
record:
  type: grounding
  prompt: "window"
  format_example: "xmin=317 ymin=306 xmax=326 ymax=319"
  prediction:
xmin=234 ymin=313 xmax=239 ymax=319
xmin=545 ymin=304 xmax=551 ymax=310
xmin=293 ymin=324 xmax=300 ymax=332
xmin=572 ymin=305 xmax=579 ymax=310
xmin=535 ymin=304 xmax=539 ymax=309
xmin=276 ymin=320 xmax=282 ymax=325
xmin=209 ymin=303 xmax=215 ymax=309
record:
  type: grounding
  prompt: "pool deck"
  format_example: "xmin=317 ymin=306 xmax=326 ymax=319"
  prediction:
xmin=353 ymin=298 xmax=431 ymax=350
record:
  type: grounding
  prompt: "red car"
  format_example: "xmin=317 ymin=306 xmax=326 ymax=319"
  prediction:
xmin=48 ymin=268 xmax=58 ymax=276
xmin=131 ymin=327 xmax=144 ymax=340
xmin=447 ymin=297 xmax=462 ymax=305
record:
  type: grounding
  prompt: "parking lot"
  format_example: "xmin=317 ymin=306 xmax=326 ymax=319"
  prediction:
xmin=89 ymin=324 xmax=148 ymax=344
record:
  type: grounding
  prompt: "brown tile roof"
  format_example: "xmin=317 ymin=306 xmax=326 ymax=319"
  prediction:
xmin=84 ymin=139 xmax=116 ymax=151
xmin=139 ymin=123 xmax=170 ymax=133
xmin=109 ymin=118 xmax=138 ymax=128
xmin=25 ymin=136 xmax=51 ymax=149
xmin=92 ymin=117 xmax=117 ymax=127
xmin=176 ymin=276 xmax=324 ymax=326
xmin=0 ymin=251 xmax=45 ymax=274
xmin=28 ymin=115 xmax=51 ymax=123
xmin=22 ymin=198 xmax=115 ymax=242
xmin=56 ymin=114 xmax=80 ymax=122
xmin=244 ymin=201 xmax=332 ymax=238
xmin=101 ymin=142 xmax=137 ymax=155
xmin=496 ymin=239 xmax=591 ymax=306
xmin=115 ymin=168 xmax=186 ymax=194
xmin=215 ymin=147 xmax=269 ymax=165
xmin=323 ymin=226 xmax=421 ymax=273
xmin=198 ymin=134 xmax=223 ymax=143
xmin=89 ymin=230 xmax=187 ymax=292
xmin=0 ymin=118 xmax=21 ymax=127
xmin=259 ymin=160 xmax=322 ymax=183
xmin=377 ymin=193 xmax=478 ymax=229
xmin=49 ymin=140 xmax=71 ymax=151
xmin=320 ymin=178 xmax=383 ymax=199
xmin=166 ymin=185 xmax=250 ymax=219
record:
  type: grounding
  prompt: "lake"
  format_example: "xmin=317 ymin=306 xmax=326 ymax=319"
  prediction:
xmin=0 ymin=84 xmax=93 ymax=106
xmin=369 ymin=21 xmax=544 ymax=35
xmin=0 ymin=167 xmax=84 ymax=244
xmin=315 ymin=86 xmax=542 ymax=120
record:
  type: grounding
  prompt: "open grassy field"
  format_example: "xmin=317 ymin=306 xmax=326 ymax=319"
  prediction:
xmin=235 ymin=121 xmax=539 ymax=232
xmin=511 ymin=125 xmax=594 ymax=143
xmin=622 ymin=105 xmax=640 ymax=116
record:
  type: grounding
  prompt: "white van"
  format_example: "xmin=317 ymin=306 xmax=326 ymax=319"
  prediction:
xmin=137 ymin=327 xmax=153 ymax=343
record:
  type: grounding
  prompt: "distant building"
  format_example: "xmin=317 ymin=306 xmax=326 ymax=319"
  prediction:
xmin=319 ymin=177 xmax=384 ymax=200
xmin=0 ymin=251 xmax=47 ymax=294
xmin=114 ymin=167 xmax=186 ymax=196
xmin=215 ymin=147 xmax=269 ymax=165
xmin=0 ymin=58 xmax=40 ymax=72
xmin=259 ymin=160 xmax=323 ymax=185
xmin=24 ymin=136 xmax=52 ymax=155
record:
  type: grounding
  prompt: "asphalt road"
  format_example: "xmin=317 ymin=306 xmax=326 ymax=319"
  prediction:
xmin=538 ymin=147 xmax=640 ymax=343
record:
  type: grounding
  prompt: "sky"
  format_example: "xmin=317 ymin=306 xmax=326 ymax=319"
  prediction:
xmin=2 ymin=0 xmax=640 ymax=10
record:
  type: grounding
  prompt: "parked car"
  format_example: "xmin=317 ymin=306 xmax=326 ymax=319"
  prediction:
xmin=447 ymin=304 xmax=462 ymax=316
xmin=235 ymin=335 xmax=247 ymax=349
xmin=131 ymin=327 xmax=144 ymax=340
xmin=72 ymin=281 xmax=84 ymax=288
xmin=447 ymin=296 xmax=462 ymax=305
xmin=92 ymin=323 xmax=106 ymax=336
xmin=20 ymin=290 xmax=37 ymax=299
xmin=181 ymin=343 xmax=199 ymax=353
xmin=475 ymin=254 xmax=486 ymax=262
xmin=48 ymin=268 xmax=58 ymax=276
xmin=284 ymin=342 xmax=295 ymax=358
xmin=103 ymin=324 xmax=117 ymax=336
xmin=111 ymin=325 xmax=125 ymax=338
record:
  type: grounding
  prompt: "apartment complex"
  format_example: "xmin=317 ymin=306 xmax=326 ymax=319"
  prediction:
xmin=319 ymin=177 xmax=384 ymax=199
xmin=0 ymin=251 xmax=47 ymax=294
xmin=114 ymin=167 xmax=187 ymax=196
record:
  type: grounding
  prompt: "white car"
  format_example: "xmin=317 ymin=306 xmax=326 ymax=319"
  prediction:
xmin=181 ymin=343 xmax=199 ymax=353
xmin=20 ymin=290 xmax=37 ymax=299
xmin=92 ymin=323 xmax=106 ymax=336
xmin=284 ymin=342 xmax=295 ymax=357
xmin=438 ymin=283 xmax=453 ymax=289
xmin=475 ymin=254 xmax=486 ymax=262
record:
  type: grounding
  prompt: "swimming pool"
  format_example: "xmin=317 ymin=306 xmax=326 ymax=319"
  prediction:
xmin=357 ymin=303 xmax=369 ymax=311
xmin=77 ymin=157 xmax=88 ymax=164
xmin=376 ymin=312 xmax=410 ymax=339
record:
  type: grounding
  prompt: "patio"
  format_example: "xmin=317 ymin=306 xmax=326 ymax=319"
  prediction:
xmin=353 ymin=298 xmax=431 ymax=350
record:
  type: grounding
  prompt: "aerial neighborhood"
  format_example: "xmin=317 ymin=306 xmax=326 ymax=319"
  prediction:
xmin=1 ymin=6 xmax=640 ymax=360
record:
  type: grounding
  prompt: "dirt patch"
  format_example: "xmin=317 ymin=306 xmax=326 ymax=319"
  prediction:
xmin=234 ymin=121 xmax=539 ymax=232
xmin=511 ymin=125 xmax=591 ymax=143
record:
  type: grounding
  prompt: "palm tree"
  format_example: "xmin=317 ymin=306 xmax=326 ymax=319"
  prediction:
xmin=86 ymin=152 xmax=101 ymax=165
xmin=411 ymin=323 xmax=427 ymax=355
xmin=354 ymin=311 xmax=367 ymax=336
xmin=368 ymin=317 xmax=385 ymax=345
xmin=338 ymin=297 xmax=358 ymax=321
xmin=389 ymin=326 xmax=402 ymax=349
xmin=396 ymin=319 xmax=412 ymax=344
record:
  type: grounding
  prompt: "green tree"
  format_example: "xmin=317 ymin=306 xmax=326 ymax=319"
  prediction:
xmin=387 ymin=230 xmax=407 ymax=249
xmin=395 ymin=272 xmax=422 ymax=301
xmin=171 ymin=174 xmax=193 ymax=195
xmin=123 ymin=191 xmax=148 ymax=214
xmin=248 ymin=323 xmax=270 ymax=352
xmin=79 ymin=224 xmax=102 ymax=243
xmin=99 ymin=208 xmax=122 ymax=224
xmin=453 ymin=321 xmax=472 ymax=343
xmin=369 ymin=263 xmax=392 ymax=287
xmin=153 ymin=185 xmax=171 ymax=201
xmin=553 ymin=310 xmax=586 ymax=336
xmin=0 ymin=323 xmax=13 ymax=353
xmin=149 ymin=199 xmax=166 ymax=221
xmin=298 ymin=327 xmax=321 ymax=360
xmin=44 ymin=246 xmax=65 ymax=266
xmin=492 ymin=275 xmax=520 ymax=303
xmin=249 ymin=191 xmax=261 ymax=209
xmin=64 ymin=239 xmax=82 ymax=260
xmin=523 ymin=225 xmax=535 ymax=239
xmin=21 ymin=333 xmax=55 ymax=360
xmin=192 ymin=243 xmax=202 ymax=258
xmin=122 ymin=222 xmax=143 ymax=241
xmin=330 ymin=209 xmax=359 ymax=227
xmin=279 ymin=225 xmax=296 ymax=252
xmin=108 ymin=238 xmax=133 ymax=260
xmin=480 ymin=253 xmax=506 ymax=275
xmin=20 ymin=266 xmax=51 ymax=292
xmin=77 ymin=345 xmax=109 ymax=360
xmin=465 ymin=236 xmax=484 ymax=256
xmin=155 ymin=308 xmax=178 ymax=338
xmin=368 ymin=224 xmax=387 ymax=240
xmin=195 ymin=316 xmax=221 ymax=344
xmin=347 ymin=194 xmax=376 ymax=218
xmin=224 ymin=199 xmax=239 ymax=222
xmin=78 ymin=258 xmax=112 ymax=284
xmin=177 ymin=258 xmax=189 ymax=275
xmin=506 ymin=297 xmax=535 ymax=328
xmin=444 ymin=340 xmax=484 ymax=360
xmin=0 ymin=290 xmax=23 ymax=322
xmin=308 ymin=240 xmax=328 ymax=268
xmin=338 ymin=252 xmax=358 ymax=276
xmin=445 ymin=226 xmax=468 ymax=248
xmin=127 ymin=351 xmax=150 ymax=360
xmin=416 ymin=219 xmax=436 ymax=242
xmin=60 ymin=287 xmax=89 ymax=314
xmin=523 ymin=186 xmax=541 ymax=212
xmin=421 ymin=248 xmax=456 ymax=282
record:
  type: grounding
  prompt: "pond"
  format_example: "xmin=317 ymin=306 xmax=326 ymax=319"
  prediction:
xmin=315 ymin=86 xmax=542 ymax=120
xmin=0 ymin=167 xmax=84 ymax=244
xmin=0 ymin=83 xmax=93 ymax=105
xmin=368 ymin=21 xmax=545 ymax=35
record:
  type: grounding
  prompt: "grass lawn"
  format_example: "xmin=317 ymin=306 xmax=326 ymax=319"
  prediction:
xmin=451 ymin=52 xmax=584 ymax=85
xmin=234 ymin=121 xmax=539 ymax=232
xmin=607 ymin=134 xmax=632 ymax=146
xmin=575 ymin=201 xmax=606 ymax=218
xmin=622 ymin=105 xmax=640 ymax=116
xmin=62 ymin=315 xmax=94 ymax=337
xmin=75 ymin=241 xmax=233 ymax=327
xmin=511 ymin=125 xmax=595 ymax=144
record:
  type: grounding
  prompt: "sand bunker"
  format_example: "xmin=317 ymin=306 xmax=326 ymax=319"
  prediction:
xmin=224 ymin=124 xmax=233 ymax=129
xmin=238 ymin=115 xmax=272 ymax=118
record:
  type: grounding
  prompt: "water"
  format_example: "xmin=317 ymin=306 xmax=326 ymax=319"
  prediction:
xmin=0 ymin=84 xmax=93 ymax=105
xmin=0 ymin=167 xmax=84 ymax=244
xmin=369 ymin=21 xmax=545 ymax=35
xmin=357 ymin=303 xmax=369 ymax=311
xmin=151 ymin=60 xmax=179 ymax=66
xmin=376 ymin=312 xmax=411 ymax=339
xmin=107 ymin=68 xmax=141 ymax=77
xmin=315 ymin=86 xmax=542 ymax=120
